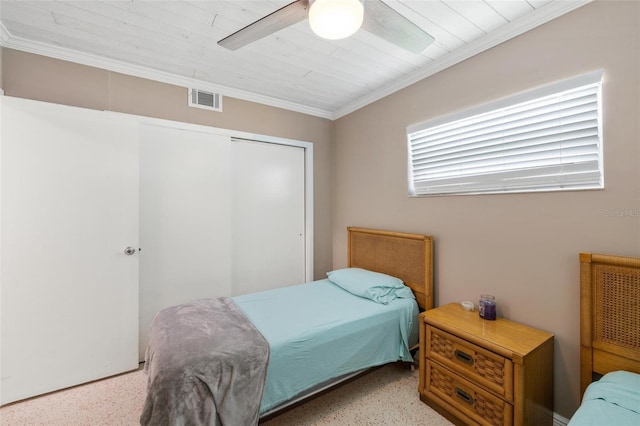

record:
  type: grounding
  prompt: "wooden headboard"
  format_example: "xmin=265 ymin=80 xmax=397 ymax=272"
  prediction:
xmin=347 ymin=227 xmax=433 ymax=310
xmin=580 ymin=252 xmax=640 ymax=396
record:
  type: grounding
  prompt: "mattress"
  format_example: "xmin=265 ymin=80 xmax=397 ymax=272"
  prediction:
xmin=233 ymin=278 xmax=419 ymax=414
xmin=568 ymin=371 xmax=640 ymax=426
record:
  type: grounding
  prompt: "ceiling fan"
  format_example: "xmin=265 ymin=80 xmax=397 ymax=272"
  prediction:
xmin=217 ymin=0 xmax=434 ymax=54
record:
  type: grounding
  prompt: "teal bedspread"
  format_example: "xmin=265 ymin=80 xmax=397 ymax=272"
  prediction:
xmin=233 ymin=278 xmax=419 ymax=414
xmin=568 ymin=371 xmax=640 ymax=426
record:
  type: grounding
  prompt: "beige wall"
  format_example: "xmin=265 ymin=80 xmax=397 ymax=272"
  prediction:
xmin=333 ymin=0 xmax=639 ymax=418
xmin=0 ymin=48 xmax=334 ymax=280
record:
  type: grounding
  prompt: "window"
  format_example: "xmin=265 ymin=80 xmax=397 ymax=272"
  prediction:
xmin=407 ymin=71 xmax=603 ymax=196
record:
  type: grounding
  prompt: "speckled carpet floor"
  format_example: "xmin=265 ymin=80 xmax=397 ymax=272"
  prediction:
xmin=0 ymin=362 xmax=452 ymax=425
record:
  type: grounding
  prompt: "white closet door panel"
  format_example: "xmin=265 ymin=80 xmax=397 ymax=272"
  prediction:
xmin=0 ymin=97 xmax=139 ymax=405
xmin=139 ymin=124 xmax=232 ymax=358
xmin=232 ymin=140 xmax=306 ymax=295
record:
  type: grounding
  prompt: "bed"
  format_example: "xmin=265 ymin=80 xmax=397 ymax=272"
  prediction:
xmin=568 ymin=253 xmax=640 ymax=425
xmin=141 ymin=227 xmax=434 ymax=425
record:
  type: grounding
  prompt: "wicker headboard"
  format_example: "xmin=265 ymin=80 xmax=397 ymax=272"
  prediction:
xmin=347 ymin=227 xmax=433 ymax=310
xmin=580 ymin=252 xmax=640 ymax=396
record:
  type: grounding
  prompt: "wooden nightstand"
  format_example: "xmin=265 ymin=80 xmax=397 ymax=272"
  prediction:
xmin=419 ymin=303 xmax=554 ymax=426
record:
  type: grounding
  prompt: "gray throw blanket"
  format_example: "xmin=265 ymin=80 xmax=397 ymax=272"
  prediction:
xmin=140 ymin=297 xmax=270 ymax=426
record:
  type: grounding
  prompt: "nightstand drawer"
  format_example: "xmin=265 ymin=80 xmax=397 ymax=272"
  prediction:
xmin=426 ymin=359 xmax=513 ymax=426
xmin=426 ymin=325 xmax=513 ymax=401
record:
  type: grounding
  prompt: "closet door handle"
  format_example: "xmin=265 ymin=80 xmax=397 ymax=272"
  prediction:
xmin=123 ymin=246 xmax=136 ymax=256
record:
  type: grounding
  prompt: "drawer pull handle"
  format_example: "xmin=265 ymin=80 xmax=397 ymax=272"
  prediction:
xmin=454 ymin=349 xmax=474 ymax=366
xmin=455 ymin=387 xmax=475 ymax=406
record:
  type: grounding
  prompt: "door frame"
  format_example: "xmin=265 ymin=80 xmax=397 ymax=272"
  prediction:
xmin=137 ymin=116 xmax=314 ymax=282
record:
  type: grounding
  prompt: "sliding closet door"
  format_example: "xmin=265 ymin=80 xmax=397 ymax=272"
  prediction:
xmin=231 ymin=139 xmax=306 ymax=295
xmin=138 ymin=124 xmax=232 ymax=358
xmin=0 ymin=97 xmax=139 ymax=405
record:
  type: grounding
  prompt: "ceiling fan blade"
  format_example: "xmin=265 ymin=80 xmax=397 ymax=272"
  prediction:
xmin=218 ymin=0 xmax=310 ymax=50
xmin=361 ymin=0 xmax=434 ymax=54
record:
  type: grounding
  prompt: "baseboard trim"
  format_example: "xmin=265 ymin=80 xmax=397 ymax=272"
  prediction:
xmin=554 ymin=412 xmax=570 ymax=426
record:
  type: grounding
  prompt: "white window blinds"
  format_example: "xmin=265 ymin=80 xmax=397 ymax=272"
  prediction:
xmin=407 ymin=71 xmax=603 ymax=196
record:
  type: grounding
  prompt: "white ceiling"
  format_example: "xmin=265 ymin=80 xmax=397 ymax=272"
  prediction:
xmin=0 ymin=0 xmax=591 ymax=119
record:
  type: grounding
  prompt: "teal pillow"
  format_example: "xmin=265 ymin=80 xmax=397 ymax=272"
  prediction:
xmin=601 ymin=371 xmax=640 ymax=391
xmin=326 ymin=268 xmax=415 ymax=304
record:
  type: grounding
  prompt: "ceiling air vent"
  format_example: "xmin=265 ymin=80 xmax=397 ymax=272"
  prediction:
xmin=188 ymin=88 xmax=223 ymax=112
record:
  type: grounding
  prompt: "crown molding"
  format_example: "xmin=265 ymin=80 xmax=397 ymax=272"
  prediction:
xmin=0 ymin=21 xmax=10 ymax=45
xmin=332 ymin=0 xmax=593 ymax=119
xmin=1 ymin=0 xmax=591 ymax=121
xmin=0 ymin=25 xmax=334 ymax=120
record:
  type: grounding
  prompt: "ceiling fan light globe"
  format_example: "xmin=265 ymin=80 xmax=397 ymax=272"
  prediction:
xmin=309 ymin=0 xmax=364 ymax=40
